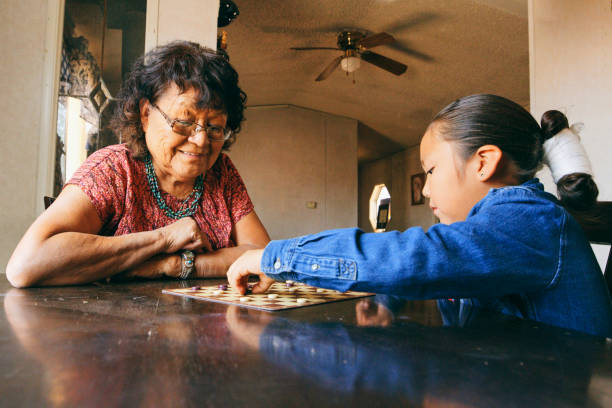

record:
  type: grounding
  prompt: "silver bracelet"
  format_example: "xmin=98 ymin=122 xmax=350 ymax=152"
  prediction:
xmin=179 ymin=250 xmax=195 ymax=279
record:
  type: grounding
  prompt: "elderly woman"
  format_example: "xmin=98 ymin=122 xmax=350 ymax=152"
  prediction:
xmin=7 ymin=41 xmax=269 ymax=287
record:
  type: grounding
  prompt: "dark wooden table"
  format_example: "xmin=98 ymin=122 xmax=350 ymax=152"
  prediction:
xmin=1 ymin=278 xmax=610 ymax=407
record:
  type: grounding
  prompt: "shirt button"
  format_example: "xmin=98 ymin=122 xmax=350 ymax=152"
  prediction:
xmin=311 ymin=263 xmax=320 ymax=271
xmin=274 ymin=259 xmax=281 ymax=270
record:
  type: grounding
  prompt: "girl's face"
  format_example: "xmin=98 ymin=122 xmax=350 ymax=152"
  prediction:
xmin=419 ymin=123 xmax=487 ymax=224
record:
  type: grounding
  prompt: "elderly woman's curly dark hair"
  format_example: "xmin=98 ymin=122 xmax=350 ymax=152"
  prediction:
xmin=111 ymin=41 xmax=246 ymax=158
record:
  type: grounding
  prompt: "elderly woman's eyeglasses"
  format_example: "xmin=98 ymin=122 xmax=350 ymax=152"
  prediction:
xmin=149 ymin=102 xmax=232 ymax=142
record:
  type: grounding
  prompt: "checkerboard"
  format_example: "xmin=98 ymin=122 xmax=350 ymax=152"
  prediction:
xmin=162 ymin=282 xmax=374 ymax=311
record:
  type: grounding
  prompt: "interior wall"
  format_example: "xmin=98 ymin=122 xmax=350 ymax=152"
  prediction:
xmin=145 ymin=0 xmax=218 ymax=52
xmin=358 ymin=145 xmax=436 ymax=233
xmin=0 ymin=0 xmax=51 ymax=273
xmin=228 ymin=105 xmax=358 ymax=240
xmin=402 ymin=146 xmax=437 ymax=228
xmin=529 ymin=0 xmax=612 ymax=271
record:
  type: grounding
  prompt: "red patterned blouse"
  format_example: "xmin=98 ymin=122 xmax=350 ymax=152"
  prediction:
xmin=67 ymin=144 xmax=254 ymax=250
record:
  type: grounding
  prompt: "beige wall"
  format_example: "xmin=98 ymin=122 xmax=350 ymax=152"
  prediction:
xmin=0 ymin=0 xmax=52 ymax=273
xmin=228 ymin=105 xmax=358 ymax=240
xmin=529 ymin=0 xmax=612 ymax=271
xmin=145 ymin=0 xmax=219 ymax=52
xmin=358 ymin=145 xmax=436 ymax=233
xmin=402 ymin=146 xmax=437 ymax=229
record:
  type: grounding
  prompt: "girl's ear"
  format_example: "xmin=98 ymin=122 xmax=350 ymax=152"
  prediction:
xmin=474 ymin=144 xmax=503 ymax=181
xmin=139 ymin=99 xmax=150 ymax=133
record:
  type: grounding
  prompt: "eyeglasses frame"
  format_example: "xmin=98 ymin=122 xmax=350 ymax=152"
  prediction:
xmin=149 ymin=101 xmax=232 ymax=142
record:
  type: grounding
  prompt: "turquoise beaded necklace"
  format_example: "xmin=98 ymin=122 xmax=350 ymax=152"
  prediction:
xmin=144 ymin=154 xmax=204 ymax=219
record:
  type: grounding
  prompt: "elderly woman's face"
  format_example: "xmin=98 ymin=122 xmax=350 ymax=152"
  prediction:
xmin=141 ymin=84 xmax=227 ymax=182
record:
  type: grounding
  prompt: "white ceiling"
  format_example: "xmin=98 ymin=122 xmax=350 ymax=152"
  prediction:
xmin=224 ymin=0 xmax=529 ymax=159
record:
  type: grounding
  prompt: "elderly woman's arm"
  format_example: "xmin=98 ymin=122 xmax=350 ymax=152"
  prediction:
xmin=115 ymin=211 xmax=269 ymax=280
xmin=192 ymin=212 xmax=270 ymax=277
xmin=6 ymin=186 xmax=206 ymax=287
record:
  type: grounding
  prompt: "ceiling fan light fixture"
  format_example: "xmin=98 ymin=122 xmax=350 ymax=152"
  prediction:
xmin=341 ymin=56 xmax=361 ymax=73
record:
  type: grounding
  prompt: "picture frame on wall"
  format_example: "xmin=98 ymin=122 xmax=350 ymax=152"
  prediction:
xmin=411 ymin=173 xmax=425 ymax=205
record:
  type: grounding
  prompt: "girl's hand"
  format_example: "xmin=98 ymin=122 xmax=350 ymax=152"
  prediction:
xmin=160 ymin=217 xmax=213 ymax=253
xmin=355 ymin=299 xmax=394 ymax=327
xmin=225 ymin=306 xmax=274 ymax=350
xmin=226 ymin=249 xmax=275 ymax=295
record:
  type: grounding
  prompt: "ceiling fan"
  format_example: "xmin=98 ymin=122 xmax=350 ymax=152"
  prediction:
xmin=291 ymin=30 xmax=408 ymax=81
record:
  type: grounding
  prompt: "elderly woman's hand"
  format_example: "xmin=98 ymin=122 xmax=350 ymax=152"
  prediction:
xmin=160 ymin=217 xmax=213 ymax=253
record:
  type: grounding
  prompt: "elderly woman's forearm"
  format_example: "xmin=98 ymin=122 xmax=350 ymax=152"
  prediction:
xmin=6 ymin=229 xmax=167 ymax=287
xmin=196 ymin=244 xmax=261 ymax=277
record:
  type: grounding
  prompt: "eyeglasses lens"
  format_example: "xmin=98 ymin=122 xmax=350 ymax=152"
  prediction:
xmin=172 ymin=122 xmax=193 ymax=137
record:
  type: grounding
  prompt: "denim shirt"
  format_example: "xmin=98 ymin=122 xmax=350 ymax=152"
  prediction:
xmin=261 ymin=179 xmax=612 ymax=337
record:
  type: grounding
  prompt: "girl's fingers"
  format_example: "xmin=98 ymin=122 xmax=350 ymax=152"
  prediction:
xmin=250 ymin=277 xmax=275 ymax=294
xmin=227 ymin=265 xmax=249 ymax=295
xmin=227 ymin=249 xmax=270 ymax=295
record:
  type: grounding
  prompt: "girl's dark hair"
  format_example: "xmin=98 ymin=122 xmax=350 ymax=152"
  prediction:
xmin=111 ymin=41 xmax=246 ymax=158
xmin=430 ymin=94 xmax=598 ymax=213
xmin=431 ymin=94 xmax=543 ymax=183
xmin=540 ymin=110 xmax=598 ymax=211
xmin=540 ymin=110 xmax=568 ymax=141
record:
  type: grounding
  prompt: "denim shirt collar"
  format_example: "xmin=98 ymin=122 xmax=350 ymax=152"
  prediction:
xmin=517 ymin=178 xmax=544 ymax=191
xmin=468 ymin=178 xmax=546 ymax=218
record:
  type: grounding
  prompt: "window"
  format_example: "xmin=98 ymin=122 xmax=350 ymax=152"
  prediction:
xmin=369 ymin=184 xmax=391 ymax=232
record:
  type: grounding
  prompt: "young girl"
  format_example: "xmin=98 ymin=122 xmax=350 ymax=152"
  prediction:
xmin=227 ymin=94 xmax=612 ymax=337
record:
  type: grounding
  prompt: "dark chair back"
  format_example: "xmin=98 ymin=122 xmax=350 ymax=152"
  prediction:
xmin=573 ymin=201 xmax=612 ymax=294
xmin=44 ymin=196 xmax=56 ymax=209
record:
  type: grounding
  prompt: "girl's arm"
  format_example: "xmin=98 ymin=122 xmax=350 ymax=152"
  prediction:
xmin=229 ymin=201 xmax=562 ymax=298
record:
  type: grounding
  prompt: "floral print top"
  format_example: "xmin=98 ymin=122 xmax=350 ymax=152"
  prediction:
xmin=67 ymin=144 xmax=254 ymax=250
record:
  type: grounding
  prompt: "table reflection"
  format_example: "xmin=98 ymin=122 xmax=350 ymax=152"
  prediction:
xmin=3 ymin=286 xmax=609 ymax=408
xmin=227 ymin=295 xmax=605 ymax=407
xmin=3 ymin=287 xmax=248 ymax=407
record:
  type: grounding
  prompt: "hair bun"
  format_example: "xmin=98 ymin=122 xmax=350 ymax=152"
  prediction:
xmin=540 ymin=110 xmax=569 ymax=141
xmin=557 ymin=173 xmax=599 ymax=212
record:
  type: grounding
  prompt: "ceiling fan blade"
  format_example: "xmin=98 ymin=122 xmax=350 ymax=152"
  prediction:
xmin=290 ymin=47 xmax=341 ymax=51
xmin=387 ymin=43 xmax=434 ymax=62
xmin=358 ymin=32 xmax=395 ymax=49
xmin=315 ymin=55 xmax=343 ymax=81
xmin=360 ymin=51 xmax=407 ymax=76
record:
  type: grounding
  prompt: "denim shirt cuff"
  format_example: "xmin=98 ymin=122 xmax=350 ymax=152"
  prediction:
xmin=261 ymin=238 xmax=299 ymax=280
xmin=261 ymin=235 xmax=359 ymax=285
